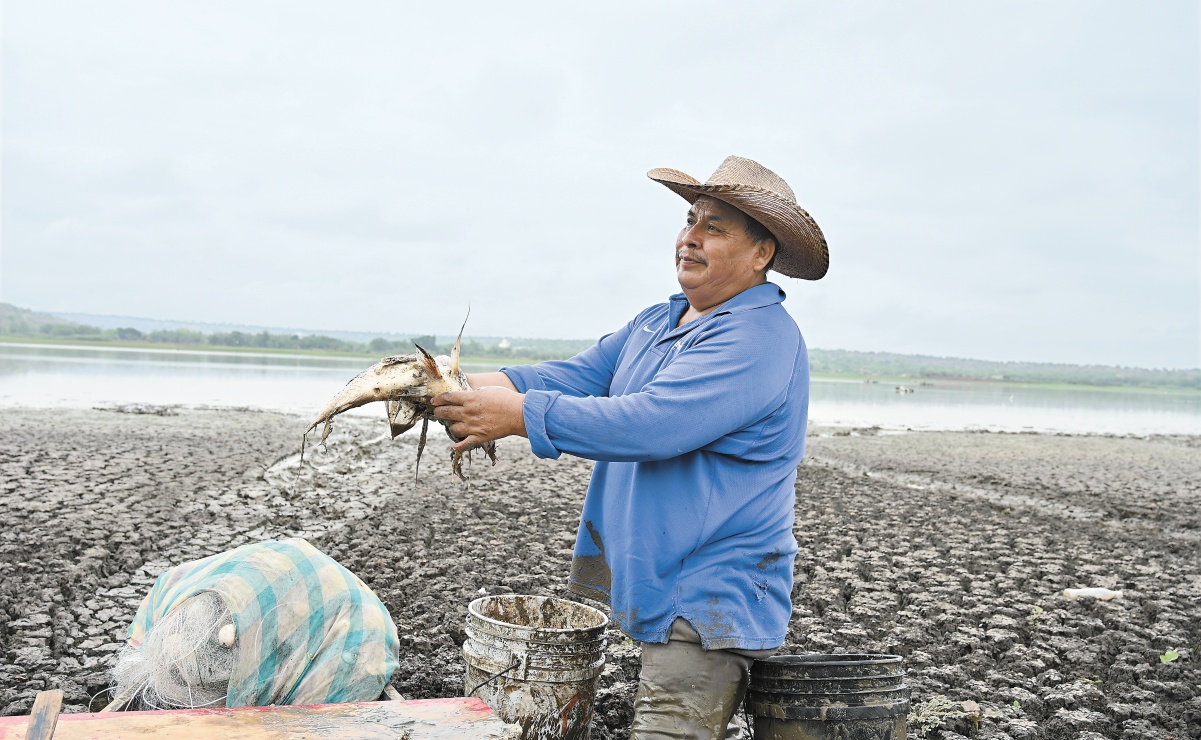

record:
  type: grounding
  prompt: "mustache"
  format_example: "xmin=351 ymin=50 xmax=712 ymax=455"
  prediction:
xmin=676 ymin=251 xmax=706 ymax=263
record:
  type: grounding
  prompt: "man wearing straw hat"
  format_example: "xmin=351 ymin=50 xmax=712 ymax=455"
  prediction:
xmin=435 ymin=155 xmax=827 ymax=737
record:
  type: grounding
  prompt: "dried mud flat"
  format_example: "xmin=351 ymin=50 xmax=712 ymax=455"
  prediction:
xmin=0 ymin=407 xmax=1198 ymax=740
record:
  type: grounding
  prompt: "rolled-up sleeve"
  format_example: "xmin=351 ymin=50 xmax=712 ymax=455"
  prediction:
xmin=523 ymin=316 xmax=798 ymax=462
xmin=499 ymin=364 xmax=546 ymax=394
xmin=521 ymin=390 xmax=563 ymax=459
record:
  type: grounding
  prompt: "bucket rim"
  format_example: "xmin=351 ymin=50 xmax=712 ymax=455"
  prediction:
xmin=749 ymin=684 xmax=909 ymax=697
xmin=468 ymin=594 xmax=609 ymax=634
xmin=755 ymin=653 xmax=904 ymax=668
xmin=750 ymin=672 xmax=907 ymax=687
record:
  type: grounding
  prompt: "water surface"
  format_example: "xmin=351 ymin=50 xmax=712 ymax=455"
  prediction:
xmin=2 ymin=343 xmax=1198 ymax=435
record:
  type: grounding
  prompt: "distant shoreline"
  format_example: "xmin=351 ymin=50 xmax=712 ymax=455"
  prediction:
xmin=4 ymin=335 xmax=1199 ymax=396
xmin=5 ymin=301 xmax=1198 ymax=391
xmin=0 ymin=335 xmax=543 ymax=367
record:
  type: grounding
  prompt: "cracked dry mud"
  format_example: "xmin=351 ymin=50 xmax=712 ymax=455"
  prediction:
xmin=0 ymin=408 xmax=1197 ymax=739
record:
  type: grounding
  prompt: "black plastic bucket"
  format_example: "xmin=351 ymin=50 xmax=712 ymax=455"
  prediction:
xmin=748 ymin=654 xmax=908 ymax=740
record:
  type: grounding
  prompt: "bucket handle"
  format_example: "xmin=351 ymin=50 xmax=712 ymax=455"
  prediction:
xmin=468 ymin=653 xmax=527 ymax=696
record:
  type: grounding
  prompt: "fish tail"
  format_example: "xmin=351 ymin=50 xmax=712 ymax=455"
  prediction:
xmin=451 ymin=306 xmax=470 ymax=375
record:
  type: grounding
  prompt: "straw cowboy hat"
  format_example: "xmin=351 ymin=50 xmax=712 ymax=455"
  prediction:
xmin=648 ymin=155 xmax=829 ymax=280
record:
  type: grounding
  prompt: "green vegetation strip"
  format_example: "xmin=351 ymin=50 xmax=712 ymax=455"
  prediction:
xmin=0 ymin=336 xmax=539 ymax=368
xmin=2 ymin=301 xmax=1198 ymax=391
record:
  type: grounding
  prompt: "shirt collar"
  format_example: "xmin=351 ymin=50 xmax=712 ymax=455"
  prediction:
xmin=664 ymin=282 xmax=786 ymax=340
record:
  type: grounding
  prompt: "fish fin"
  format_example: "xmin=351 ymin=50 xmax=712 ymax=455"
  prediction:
xmin=451 ymin=448 xmax=465 ymax=481
xmin=414 ymin=343 xmax=440 ymax=377
xmin=415 ymin=417 xmax=429 ymax=481
xmin=389 ymin=421 xmax=415 ymax=439
xmin=451 ymin=306 xmax=469 ymax=376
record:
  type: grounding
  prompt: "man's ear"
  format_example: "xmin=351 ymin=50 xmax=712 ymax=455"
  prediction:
xmin=757 ymin=239 xmax=777 ymax=272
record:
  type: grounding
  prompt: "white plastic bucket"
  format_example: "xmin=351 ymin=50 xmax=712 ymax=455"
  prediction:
xmin=463 ymin=595 xmax=608 ymax=740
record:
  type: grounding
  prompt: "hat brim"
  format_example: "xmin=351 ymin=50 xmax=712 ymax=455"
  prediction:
xmin=648 ymin=167 xmax=829 ymax=280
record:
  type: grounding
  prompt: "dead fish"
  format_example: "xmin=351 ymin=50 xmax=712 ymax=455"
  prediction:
xmin=304 ymin=314 xmax=497 ymax=480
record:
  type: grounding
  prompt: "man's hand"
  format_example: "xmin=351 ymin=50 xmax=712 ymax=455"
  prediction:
xmin=432 ymin=386 xmax=527 ymax=454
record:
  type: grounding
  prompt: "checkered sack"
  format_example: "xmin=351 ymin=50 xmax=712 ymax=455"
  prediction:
xmin=128 ymin=538 xmax=399 ymax=707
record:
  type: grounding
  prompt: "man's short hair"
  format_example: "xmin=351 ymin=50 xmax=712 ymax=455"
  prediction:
xmin=740 ymin=211 xmax=778 ymax=271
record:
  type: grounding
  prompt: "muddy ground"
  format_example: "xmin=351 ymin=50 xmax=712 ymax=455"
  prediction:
xmin=0 ymin=407 xmax=1197 ymax=739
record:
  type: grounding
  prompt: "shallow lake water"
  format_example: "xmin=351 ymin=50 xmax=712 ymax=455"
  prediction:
xmin=1 ymin=342 xmax=1198 ymax=435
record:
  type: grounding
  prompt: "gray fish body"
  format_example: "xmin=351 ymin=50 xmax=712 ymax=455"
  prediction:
xmin=308 ymin=355 xmax=426 ymax=440
xmin=306 ymin=335 xmax=497 ymax=479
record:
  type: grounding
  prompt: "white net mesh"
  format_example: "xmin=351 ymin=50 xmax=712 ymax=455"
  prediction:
xmin=112 ymin=591 xmax=235 ymax=710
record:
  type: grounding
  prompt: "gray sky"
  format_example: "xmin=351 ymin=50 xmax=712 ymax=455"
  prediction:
xmin=3 ymin=1 xmax=1198 ymax=368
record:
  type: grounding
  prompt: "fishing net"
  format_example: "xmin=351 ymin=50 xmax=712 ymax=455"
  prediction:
xmin=113 ymin=538 xmax=399 ymax=709
xmin=112 ymin=591 xmax=234 ymax=709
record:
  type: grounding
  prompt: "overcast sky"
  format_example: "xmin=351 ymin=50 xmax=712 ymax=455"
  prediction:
xmin=2 ymin=1 xmax=1198 ymax=368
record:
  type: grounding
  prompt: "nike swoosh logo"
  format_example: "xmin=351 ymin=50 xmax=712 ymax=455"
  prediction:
xmin=642 ymin=325 xmax=659 ymax=333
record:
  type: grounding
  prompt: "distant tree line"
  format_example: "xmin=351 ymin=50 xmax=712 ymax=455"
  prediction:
xmin=808 ymin=349 xmax=1201 ymax=391
xmin=364 ymin=335 xmax=592 ymax=361
xmin=2 ymin=302 xmax=1196 ymax=389
xmin=0 ymin=303 xmax=592 ymax=361
xmin=111 ymin=327 xmax=363 ymax=353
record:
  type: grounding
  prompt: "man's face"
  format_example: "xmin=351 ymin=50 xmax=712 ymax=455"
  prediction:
xmin=675 ymin=196 xmax=773 ymax=297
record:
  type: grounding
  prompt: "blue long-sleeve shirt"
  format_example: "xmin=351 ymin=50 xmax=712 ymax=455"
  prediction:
xmin=501 ymin=282 xmax=807 ymax=651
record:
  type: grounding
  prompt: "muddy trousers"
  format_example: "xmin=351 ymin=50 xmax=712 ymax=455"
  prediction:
xmin=629 ymin=619 xmax=769 ymax=740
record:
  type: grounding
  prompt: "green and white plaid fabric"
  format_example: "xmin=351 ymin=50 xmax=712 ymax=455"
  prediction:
xmin=128 ymin=538 xmax=399 ymax=707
